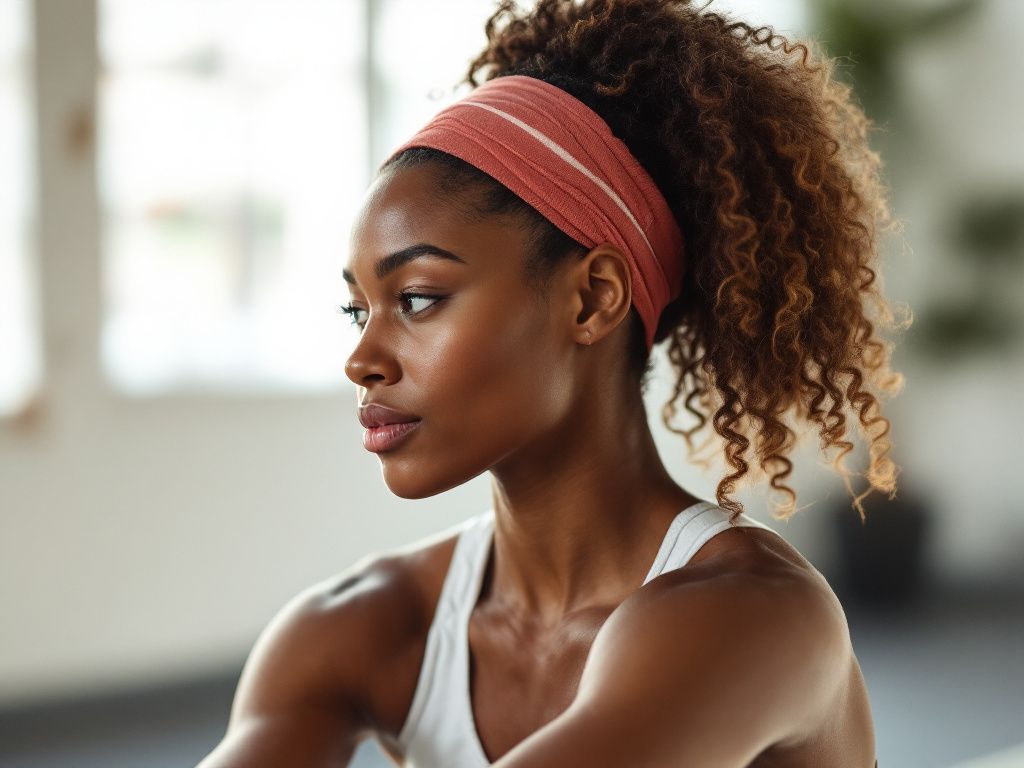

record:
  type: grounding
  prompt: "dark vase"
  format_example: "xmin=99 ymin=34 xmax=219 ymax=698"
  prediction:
xmin=830 ymin=485 xmax=933 ymax=605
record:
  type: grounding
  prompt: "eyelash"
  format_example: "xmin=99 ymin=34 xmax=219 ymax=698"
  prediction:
xmin=336 ymin=291 xmax=447 ymax=331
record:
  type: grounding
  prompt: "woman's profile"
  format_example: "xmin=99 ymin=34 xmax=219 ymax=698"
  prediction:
xmin=199 ymin=0 xmax=903 ymax=765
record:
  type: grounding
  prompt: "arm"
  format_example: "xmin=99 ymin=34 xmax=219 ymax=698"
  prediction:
xmin=492 ymin=572 xmax=851 ymax=768
xmin=196 ymin=557 xmax=403 ymax=768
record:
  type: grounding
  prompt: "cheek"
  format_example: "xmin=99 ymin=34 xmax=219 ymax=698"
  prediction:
xmin=376 ymin=295 xmax=574 ymax=498
xmin=418 ymin=294 xmax=567 ymax=447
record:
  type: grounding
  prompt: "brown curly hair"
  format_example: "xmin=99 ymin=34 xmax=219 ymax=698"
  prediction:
xmin=381 ymin=0 xmax=908 ymax=522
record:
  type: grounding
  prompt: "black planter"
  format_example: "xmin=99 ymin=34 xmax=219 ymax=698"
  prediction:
xmin=830 ymin=485 xmax=933 ymax=605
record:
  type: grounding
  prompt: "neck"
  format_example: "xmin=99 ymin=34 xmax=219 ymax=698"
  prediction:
xmin=486 ymin=384 xmax=700 ymax=629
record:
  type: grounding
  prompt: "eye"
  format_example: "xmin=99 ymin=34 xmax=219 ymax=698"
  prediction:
xmin=336 ymin=303 xmax=367 ymax=330
xmin=398 ymin=292 xmax=444 ymax=316
xmin=336 ymin=291 xmax=446 ymax=333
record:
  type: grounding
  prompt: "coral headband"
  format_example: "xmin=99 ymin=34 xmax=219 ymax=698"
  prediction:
xmin=384 ymin=74 xmax=685 ymax=350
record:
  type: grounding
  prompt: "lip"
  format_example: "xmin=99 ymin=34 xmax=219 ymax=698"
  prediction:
xmin=362 ymin=420 xmax=422 ymax=453
xmin=357 ymin=401 xmax=422 ymax=453
xmin=358 ymin=403 xmax=420 ymax=429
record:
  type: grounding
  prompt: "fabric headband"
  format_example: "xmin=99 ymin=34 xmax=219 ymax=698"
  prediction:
xmin=383 ymin=74 xmax=685 ymax=351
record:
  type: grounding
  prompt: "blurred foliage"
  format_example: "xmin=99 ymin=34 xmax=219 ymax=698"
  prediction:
xmin=954 ymin=193 xmax=1024 ymax=266
xmin=808 ymin=0 xmax=1023 ymax=361
xmin=808 ymin=0 xmax=984 ymax=122
xmin=911 ymin=191 xmax=1024 ymax=359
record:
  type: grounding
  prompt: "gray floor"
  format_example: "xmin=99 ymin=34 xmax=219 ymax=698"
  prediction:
xmin=1 ymin=576 xmax=1021 ymax=768
xmin=840 ymin=579 xmax=1024 ymax=767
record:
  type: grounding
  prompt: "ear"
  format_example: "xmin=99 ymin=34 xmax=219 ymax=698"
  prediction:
xmin=568 ymin=242 xmax=633 ymax=346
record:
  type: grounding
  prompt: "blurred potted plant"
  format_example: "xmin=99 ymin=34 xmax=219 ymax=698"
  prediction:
xmin=806 ymin=0 xmax=1016 ymax=605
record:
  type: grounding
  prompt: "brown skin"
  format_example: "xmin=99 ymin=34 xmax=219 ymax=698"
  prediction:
xmin=197 ymin=164 xmax=876 ymax=767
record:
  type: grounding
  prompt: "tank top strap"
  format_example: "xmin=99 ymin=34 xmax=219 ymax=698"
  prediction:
xmin=642 ymin=501 xmax=782 ymax=585
xmin=438 ymin=511 xmax=494 ymax=621
xmin=397 ymin=509 xmax=494 ymax=766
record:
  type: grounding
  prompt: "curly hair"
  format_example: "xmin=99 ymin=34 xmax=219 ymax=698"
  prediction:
xmin=381 ymin=0 xmax=908 ymax=522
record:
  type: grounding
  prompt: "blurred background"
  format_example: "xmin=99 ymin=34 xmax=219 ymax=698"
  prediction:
xmin=0 ymin=0 xmax=1021 ymax=766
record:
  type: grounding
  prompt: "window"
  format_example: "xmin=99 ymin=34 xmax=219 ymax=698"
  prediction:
xmin=0 ymin=0 xmax=39 ymax=417
xmin=97 ymin=0 xmax=367 ymax=394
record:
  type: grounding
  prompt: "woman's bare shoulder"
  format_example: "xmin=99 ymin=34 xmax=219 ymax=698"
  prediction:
xmin=492 ymin=559 xmax=859 ymax=767
xmin=629 ymin=520 xmax=849 ymax=691
xmin=685 ymin=518 xmax=821 ymax=579
xmin=197 ymin=526 xmax=465 ymax=767
xmin=568 ymin=525 xmax=859 ymax=764
xmin=294 ymin=521 xmax=466 ymax=732
xmin=308 ymin=521 xmax=465 ymax=680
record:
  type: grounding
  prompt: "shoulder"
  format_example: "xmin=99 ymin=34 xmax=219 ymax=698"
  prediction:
xmin=613 ymin=553 xmax=849 ymax=677
xmin=232 ymin=521 xmax=466 ymax=731
xmin=489 ymin=547 xmax=856 ymax=766
xmin=198 ymin=529 xmax=467 ymax=767
xmin=580 ymin=548 xmax=851 ymax=756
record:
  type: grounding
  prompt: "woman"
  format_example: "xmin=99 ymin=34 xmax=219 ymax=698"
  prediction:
xmin=200 ymin=1 xmax=902 ymax=765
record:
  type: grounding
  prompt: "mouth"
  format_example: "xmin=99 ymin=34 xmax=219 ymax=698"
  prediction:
xmin=362 ymin=419 xmax=422 ymax=453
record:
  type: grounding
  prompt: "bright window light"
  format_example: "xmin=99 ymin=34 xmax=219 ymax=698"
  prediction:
xmin=97 ymin=0 xmax=366 ymax=395
xmin=0 ymin=0 xmax=39 ymax=417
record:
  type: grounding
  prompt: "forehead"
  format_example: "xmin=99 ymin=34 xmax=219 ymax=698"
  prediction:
xmin=345 ymin=164 xmax=528 ymax=285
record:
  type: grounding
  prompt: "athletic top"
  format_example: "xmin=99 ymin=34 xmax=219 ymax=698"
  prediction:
xmin=395 ymin=501 xmax=783 ymax=767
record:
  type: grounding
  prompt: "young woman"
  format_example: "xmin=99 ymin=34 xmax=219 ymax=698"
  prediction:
xmin=200 ymin=1 xmax=902 ymax=765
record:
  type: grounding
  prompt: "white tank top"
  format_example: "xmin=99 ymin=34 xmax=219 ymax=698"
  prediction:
xmin=395 ymin=501 xmax=782 ymax=767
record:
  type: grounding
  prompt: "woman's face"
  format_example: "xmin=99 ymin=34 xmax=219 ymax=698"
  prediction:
xmin=343 ymin=164 xmax=580 ymax=498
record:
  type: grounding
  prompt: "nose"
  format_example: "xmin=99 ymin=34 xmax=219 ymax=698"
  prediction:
xmin=344 ymin=322 xmax=400 ymax=387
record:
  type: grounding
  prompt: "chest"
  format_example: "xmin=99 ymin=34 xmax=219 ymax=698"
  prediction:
xmin=466 ymin=603 xmax=613 ymax=763
xmin=371 ymin=601 xmax=611 ymax=765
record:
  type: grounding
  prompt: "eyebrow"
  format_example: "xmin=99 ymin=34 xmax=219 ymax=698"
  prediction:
xmin=342 ymin=243 xmax=468 ymax=286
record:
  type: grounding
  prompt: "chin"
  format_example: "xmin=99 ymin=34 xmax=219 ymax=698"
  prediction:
xmin=378 ymin=452 xmax=492 ymax=500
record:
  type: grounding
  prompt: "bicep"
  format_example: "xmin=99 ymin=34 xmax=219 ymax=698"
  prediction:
xmin=197 ymin=706 xmax=360 ymax=768
xmin=492 ymin=574 xmax=849 ymax=768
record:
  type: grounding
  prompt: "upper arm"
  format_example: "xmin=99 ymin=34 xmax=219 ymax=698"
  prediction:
xmin=492 ymin=573 xmax=851 ymax=768
xmin=197 ymin=556 xmax=409 ymax=768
